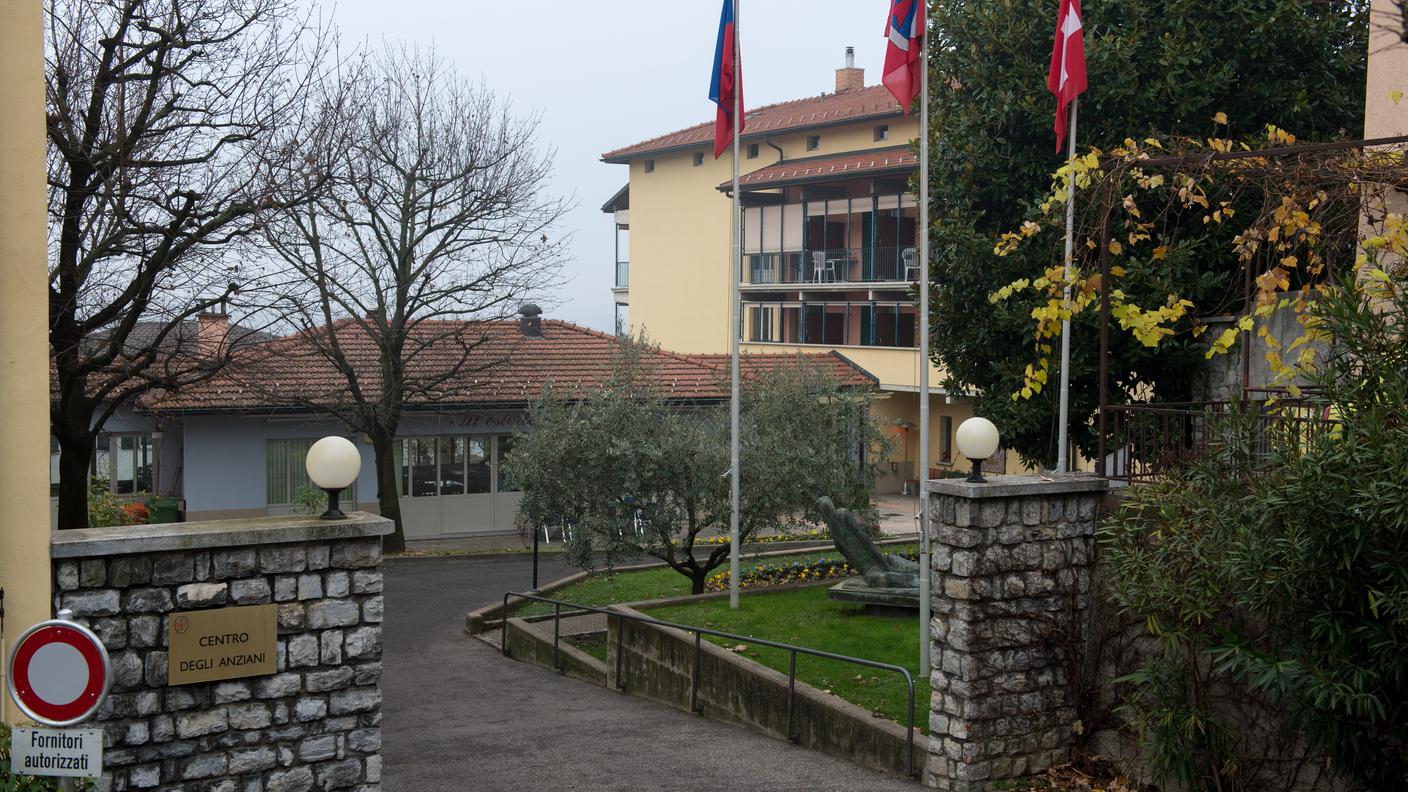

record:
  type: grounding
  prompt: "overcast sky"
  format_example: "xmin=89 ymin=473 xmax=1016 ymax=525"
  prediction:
xmin=328 ymin=0 xmax=892 ymax=332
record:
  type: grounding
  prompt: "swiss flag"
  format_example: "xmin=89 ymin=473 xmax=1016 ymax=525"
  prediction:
xmin=1047 ymin=0 xmax=1087 ymax=152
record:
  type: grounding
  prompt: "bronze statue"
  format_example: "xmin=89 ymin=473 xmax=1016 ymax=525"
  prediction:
xmin=816 ymin=496 xmax=918 ymax=589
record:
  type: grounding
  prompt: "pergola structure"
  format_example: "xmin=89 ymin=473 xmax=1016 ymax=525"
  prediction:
xmin=1084 ymin=133 xmax=1408 ymax=479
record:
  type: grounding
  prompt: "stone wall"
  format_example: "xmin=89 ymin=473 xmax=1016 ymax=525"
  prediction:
xmin=49 ymin=514 xmax=392 ymax=792
xmin=924 ymin=476 xmax=1108 ymax=791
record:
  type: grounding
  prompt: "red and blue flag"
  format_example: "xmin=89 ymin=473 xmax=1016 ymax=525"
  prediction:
xmin=709 ymin=0 xmax=744 ymax=159
xmin=882 ymin=0 xmax=924 ymax=114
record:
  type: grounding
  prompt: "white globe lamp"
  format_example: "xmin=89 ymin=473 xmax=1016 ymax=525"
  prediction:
xmin=305 ymin=436 xmax=362 ymax=520
xmin=955 ymin=417 xmax=1001 ymax=483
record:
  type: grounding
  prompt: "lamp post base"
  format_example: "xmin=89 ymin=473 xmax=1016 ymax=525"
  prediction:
xmin=320 ymin=488 xmax=347 ymax=520
xmin=965 ymin=458 xmax=987 ymax=484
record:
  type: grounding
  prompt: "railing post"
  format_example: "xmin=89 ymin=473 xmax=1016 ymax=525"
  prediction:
xmin=501 ymin=593 xmax=511 ymax=657
xmin=553 ymin=602 xmax=562 ymax=672
xmin=690 ymin=631 xmax=703 ymax=714
xmin=614 ymin=612 xmax=625 ymax=691
xmin=786 ymin=649 xmax=797 ymax=742
xmin=905 ymin=673 xmax=916 ymax=778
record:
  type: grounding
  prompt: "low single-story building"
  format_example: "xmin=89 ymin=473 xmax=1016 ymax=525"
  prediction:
xmin=56 ymin=309 xmax=876 ymax=540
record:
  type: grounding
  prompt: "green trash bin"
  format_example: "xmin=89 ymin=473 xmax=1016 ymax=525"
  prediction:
xmin=146 ymin=496 xmax=180 ymax=524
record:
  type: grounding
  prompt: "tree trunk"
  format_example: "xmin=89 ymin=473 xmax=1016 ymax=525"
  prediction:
xmin=54 ymin=407 xmax=96 ymax=531
xmin=690 ymin=569 xmax=708 ymax=596
xmin=369 ymin=424 xmax=405 ymax=553
xmin=55 ymin=428 xmax=95 ymax=532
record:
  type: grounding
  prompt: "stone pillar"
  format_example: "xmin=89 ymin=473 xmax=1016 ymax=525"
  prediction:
xmin=50 ymin=513 xmax=392 ymax=791
xmin=924 ymin=475 xmax=1109 ymax=790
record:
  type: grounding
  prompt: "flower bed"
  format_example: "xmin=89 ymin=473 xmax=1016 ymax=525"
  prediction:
xmin=696 ymin=528 xmax=831 ymax=546
xmin=703 ymin=549 xmax=919 ymax=593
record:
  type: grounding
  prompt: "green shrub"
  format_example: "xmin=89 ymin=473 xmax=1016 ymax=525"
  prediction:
xmin=1101 ymin=272 xmax=1408 ymax=790
xmin=86 ymin=477 xmax=131 ymax=528
xmin=292 ymin=484 xmax=325 ymax=516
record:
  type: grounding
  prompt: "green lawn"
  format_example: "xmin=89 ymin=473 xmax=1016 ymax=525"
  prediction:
xmin=644 ymin=586 xmax=930 ymax=733
xmin=511 ymin=548 xmax=871 ymax=617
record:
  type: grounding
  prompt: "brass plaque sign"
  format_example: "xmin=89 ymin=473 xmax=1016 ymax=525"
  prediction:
xmin=167 ymin=604 xmax=277 ymax=686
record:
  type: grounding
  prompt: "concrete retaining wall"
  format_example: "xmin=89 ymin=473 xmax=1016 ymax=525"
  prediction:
xmin=607 ymin=604 xmax=921 ymax=779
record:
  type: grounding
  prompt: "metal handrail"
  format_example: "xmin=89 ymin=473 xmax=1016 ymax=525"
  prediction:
xmin=500 ymin=591 xmax=918 ymax=778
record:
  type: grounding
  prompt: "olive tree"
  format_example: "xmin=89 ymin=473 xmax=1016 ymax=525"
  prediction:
xmin=505 ymin=338 xmax=889 ymax=594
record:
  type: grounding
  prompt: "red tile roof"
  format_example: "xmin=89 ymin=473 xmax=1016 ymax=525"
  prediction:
xmin=602 ymin=85 xmax=903 ymax=163
xmin=142 ymin=319 xmax=875 ymax=413
xmin=719 ymin=146 xmax=916 ymax=192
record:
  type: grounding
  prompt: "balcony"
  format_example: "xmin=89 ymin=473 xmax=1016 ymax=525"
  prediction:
xmin=741 ymin=191 xmax=917 ymax=288
xmin=744 ymin=300 xmax=917 ymax=349
xmin=745 ymin=246 xmax=917 ymax=286
xmin=615 ymin=259 xmax=629 ymax=289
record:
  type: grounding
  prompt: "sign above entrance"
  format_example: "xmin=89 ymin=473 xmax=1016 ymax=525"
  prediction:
xmin=448 ymin=411 xmax=526 ymax=430
xmin=5 ymin=615 xmax=111 ymax=727
xmin=168 ymin=604 xmax=277 ymax=686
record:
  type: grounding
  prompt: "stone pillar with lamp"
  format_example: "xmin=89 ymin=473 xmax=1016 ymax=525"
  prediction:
xmin=924 ymin=418 xmax=1109 ymax=789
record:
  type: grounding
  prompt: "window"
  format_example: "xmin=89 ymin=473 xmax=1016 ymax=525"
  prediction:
xmin=439 ymin=436 xmax=466 ymax=495
xmin=806 ymin=135 xmax=821 ymax=151
xmin=748 ymin=306 xmax=775 ymax=342
xmin=940 ymin=416 xmax=954 ymax=463
xmin=693 ymin=152 xmax=704 ymax=166
xmin=113 ymin=434 xmax=151 ymax=494
xmin=747 ymin=143 xmax=759 ymax=159
xmin=874 ymin=125 xmax=890 ymax=142
xmin=82 ymin=432 xmax=155 ymax=495
xmin=267 ymin=438 xmax=356 ymax=506
xmin=496 ymin=435 xmax=520 ymax=493
xmin=644 ymin=159 xmax=655 ymax=173
xmin=397 ymin=434 xmax=511 ymax=497
xmin=467 ymin=437 xmax=491 ymax=494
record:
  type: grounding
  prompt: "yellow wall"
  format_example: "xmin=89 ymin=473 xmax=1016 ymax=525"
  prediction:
xmin=0 ymin=0 xmax=54 ymax=724
xmin=742 ymin=342 xmax=942 ymax=392
xmin=623 ymin=112 xmax=919 ymax=356
xmin=1365 ymin=0 xmax=1407 ymax=140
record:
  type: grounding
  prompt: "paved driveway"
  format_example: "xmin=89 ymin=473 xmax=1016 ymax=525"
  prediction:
xmin=381 ymin=553 xmax=921 ymax=791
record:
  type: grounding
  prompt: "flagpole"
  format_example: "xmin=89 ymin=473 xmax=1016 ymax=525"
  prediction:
xmin=728 ymin=0 xmax=742 ymax=610
xmin=1055 ymin=96 xmax=1077 ymax=473
xmin=917 ymin=21 xmax=932 ymax=680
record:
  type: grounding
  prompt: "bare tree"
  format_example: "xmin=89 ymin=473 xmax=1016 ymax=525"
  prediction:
xmin=266 ymin=46 xmax=570 ymax=552
xmin=46 ymin=0 xmax=340 ymax=528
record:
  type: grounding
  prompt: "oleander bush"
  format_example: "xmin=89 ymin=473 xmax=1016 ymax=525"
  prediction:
xmin=1101 ymin=271 xmax=1408 ymax=791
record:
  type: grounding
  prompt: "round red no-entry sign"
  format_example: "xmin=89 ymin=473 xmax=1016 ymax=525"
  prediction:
xmin=5 ymin=618 xmax=111 ymax=726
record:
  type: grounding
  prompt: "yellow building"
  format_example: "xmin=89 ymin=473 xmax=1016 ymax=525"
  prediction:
xmin=603 ymin=50 xmax=1004 ymax=492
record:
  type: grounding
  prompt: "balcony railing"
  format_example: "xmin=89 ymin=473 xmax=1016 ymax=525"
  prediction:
xmin=745 ymin=246 xmax=917 ymax=286
xmin=615 ymin=260 xmax=629 ymax=289
xmin=1100 ymin=391 xmax=1331 ymax=483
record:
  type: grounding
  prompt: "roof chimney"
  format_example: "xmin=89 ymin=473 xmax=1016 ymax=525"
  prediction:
xmin=518 ymin=304 xmax=543 ymax=339
xmin=196 ymin=304 xmax=230 ymax=359
xmin=835 ymin=46 xmax=864 ymax=94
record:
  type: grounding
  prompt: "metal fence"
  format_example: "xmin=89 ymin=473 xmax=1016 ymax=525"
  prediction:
xmin=1100 ymin=390 xmax=1332 ymax=483
xmin=500 ymin=590 xmax=919 ymax=777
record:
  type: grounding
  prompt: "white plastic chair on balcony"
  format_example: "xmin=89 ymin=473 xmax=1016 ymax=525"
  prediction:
xmin=811 ymin=251 xmax=838 ymax=283
xmin=902 ymin=247 xmax=920 ymax=281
